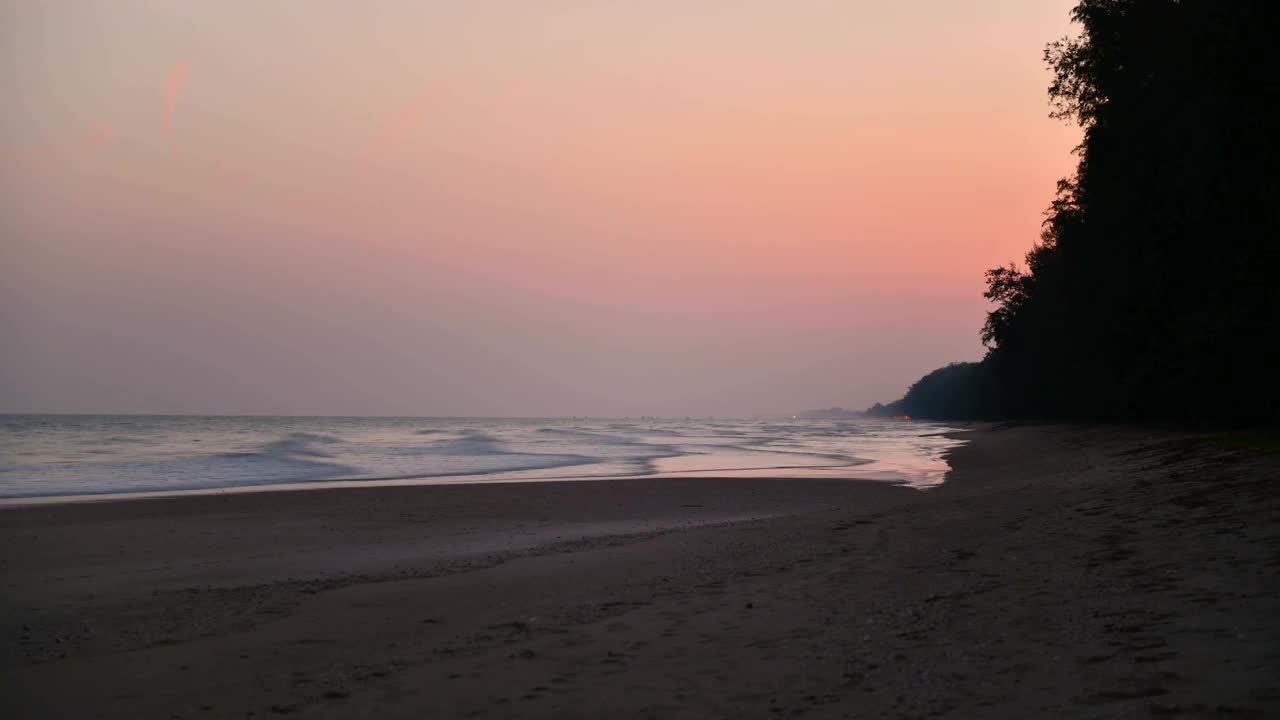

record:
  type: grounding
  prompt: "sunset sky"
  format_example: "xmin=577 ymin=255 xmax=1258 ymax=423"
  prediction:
xmin=1 ymin=0 xmax=1080 ymax=416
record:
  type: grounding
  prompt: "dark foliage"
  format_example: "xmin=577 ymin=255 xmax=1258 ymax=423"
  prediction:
xmin=875 ymin=0 xmax=1279 ymax=424
xmin=866 ymin=362 xmax=998 ymax=421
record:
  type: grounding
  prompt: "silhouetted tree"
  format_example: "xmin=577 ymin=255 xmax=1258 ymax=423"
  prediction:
xmin=877 ymin=1 xmax=1279 ymax=424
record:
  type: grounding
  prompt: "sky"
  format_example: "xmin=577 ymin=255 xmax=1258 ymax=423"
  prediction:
xmin=1 ymin=0 xmax=1081 ymax=417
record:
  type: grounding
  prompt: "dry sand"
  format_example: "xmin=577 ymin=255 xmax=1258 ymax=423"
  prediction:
xmin=2 ymin=424 xmax=1277 ymax=718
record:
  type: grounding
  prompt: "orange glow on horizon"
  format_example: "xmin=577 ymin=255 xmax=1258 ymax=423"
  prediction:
xmin=2 ymin=0 xmax=1083 ymax=415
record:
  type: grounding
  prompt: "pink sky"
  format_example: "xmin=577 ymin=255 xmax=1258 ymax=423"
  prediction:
xmin=0 ymin=0 xmax=1080 ymax=416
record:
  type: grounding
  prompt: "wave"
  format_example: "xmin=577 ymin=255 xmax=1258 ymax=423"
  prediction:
xmin=0 ymin=416 xmax=967 ymax=498
xmin=253 ymin=433 xmax=344 ymax=458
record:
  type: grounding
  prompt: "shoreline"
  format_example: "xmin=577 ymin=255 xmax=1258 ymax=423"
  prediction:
xmin=3 ymin=423 xmax=1277 ymax=718
xmin=0 ymin=471 xmax=863 ymax=509
xmin=0 ymin=436 xmax=965 ymax=508
xmin=0 ymin=466 xmax=913 ymax=509
xmin=0 ymin=418 xmax=968 ymax=507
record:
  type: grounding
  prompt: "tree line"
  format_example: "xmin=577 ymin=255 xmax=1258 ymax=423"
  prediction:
xmin=870 ymin=0 xmax=1278 ymax=425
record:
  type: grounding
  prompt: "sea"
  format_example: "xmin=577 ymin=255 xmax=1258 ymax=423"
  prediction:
xmin=0 ymin=415 xmax=966 ymax=501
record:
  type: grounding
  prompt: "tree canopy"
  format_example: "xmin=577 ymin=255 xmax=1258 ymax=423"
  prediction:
xmin=874 ymin=0 xmax=1279 ymax=424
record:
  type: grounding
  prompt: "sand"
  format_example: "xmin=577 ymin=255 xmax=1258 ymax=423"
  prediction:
xmin=2 ymin=424 xmax=1277 ymax=718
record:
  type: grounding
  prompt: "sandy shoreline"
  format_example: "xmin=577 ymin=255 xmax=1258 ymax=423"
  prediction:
xmin=3 ymin=424 xmax=1277 ymax=718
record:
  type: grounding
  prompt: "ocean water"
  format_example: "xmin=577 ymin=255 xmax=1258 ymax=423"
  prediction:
xmin=0 ymin=416 xmax=966 ymax=500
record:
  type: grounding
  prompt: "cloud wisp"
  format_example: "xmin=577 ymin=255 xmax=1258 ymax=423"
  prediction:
xmin=358 ymin=92 xmax=431 ymax=166
xmin=164 ymin=62 xmax=190 ymax=136
xmin=83 ymin=122 xmax=117 ymax=150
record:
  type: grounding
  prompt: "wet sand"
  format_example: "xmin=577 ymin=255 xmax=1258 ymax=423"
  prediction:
xmin=3 ymin=424 xmax=1278 ymax=718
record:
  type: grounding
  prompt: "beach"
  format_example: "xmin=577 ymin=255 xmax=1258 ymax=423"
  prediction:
xmin=3 ymin=424 xmax=1277 ymax=718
